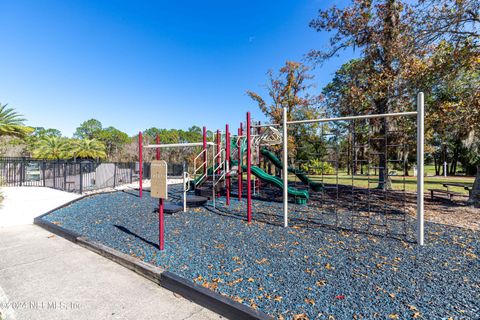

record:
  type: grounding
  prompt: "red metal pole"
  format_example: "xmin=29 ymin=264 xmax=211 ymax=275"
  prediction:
xmin=238 ymin=125 xmax=242 ymax=201
xmin=216 ymin=129 xmax=221 ymax=198
xmin=216 ymin=130 xmax=221 ymax=172
xmin=139 ymin=131 xmax=143 ymax=198
xmin=257 ymin=121 xmax=261 ymax=193
xmin=203 ymin=126 xmax=207 ymax=176
xmin=246 ymin=112 xmax=252 ymax=222
xmin=159 ymin=198 xmax=164 ymax=250
xmin=156 ymin=134 xmax=160 ymax=160
xmin=156 ymin=133 xmax=163 ymax=247
xmin=226 ymin=124 xmax=230 ymax=205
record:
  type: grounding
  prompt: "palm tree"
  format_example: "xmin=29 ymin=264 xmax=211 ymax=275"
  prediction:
xmin=0 ymin=103 xmax=32 ymax=138
xmin=71 ymin=139 xmax=106 ymax=160
xmin=32 ymin=136 xmax=71 ymax=160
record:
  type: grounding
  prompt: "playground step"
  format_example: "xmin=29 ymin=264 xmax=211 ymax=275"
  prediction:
xmin=195 ymin=186 xmax=225 ymax=200
xmin=202 ymin=179 xmax=225 ymax=190
xmin=195 ymin=187 xmax=212 ymax=199
xmin=185 ymin=195 xmax=208 ymax=207
xmin=155 ymin=203 xmax=183 ymax=214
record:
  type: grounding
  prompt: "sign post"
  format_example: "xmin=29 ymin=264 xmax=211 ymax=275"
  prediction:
xmin=151 ymin=160 xmax=168 ymax=250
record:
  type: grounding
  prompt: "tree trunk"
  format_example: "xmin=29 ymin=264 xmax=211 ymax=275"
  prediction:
xmin=377 ymin=106 xmax=391 ymax=190
xmin=404 ymin=150 xmax=409 ymax=176
xmin=361 ymin=147 xmax=365 ymax=175
xmin=441 ymin=144 xmax=448 ymax=176
xmin=378 ymin=152 xmax=390 ymax=189
xmin=347 ymin=133 xmax=351 ymax=175
xmin=450 ymin=143 xmax=460 ymax=175
xmin=468 ymin=165 xmax=480 ymax=207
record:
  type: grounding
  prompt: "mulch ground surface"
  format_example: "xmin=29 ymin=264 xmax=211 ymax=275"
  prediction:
xmin=41 ymin=187 xmax=479 ymax=319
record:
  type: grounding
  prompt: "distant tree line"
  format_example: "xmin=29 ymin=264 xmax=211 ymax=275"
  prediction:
xmin=0 ymin=106 xmax=210 ymax=165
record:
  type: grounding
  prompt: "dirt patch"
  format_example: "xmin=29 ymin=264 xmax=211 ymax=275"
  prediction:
xmin=234 ymin=182 xmax=480 ymax=232
xmin=400 ymin=191 xmax=479 ymax=231
xmin=423 ymin=197 xmax=480 ymax=231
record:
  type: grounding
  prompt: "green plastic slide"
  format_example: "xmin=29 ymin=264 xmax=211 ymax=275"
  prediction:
xmin=241 ymin=165 xmax=309 ymax=204
xmin=232 ymin=137 xmax=247 ymax=155
xmin=260 ymin=148 xmax=324 ymax=192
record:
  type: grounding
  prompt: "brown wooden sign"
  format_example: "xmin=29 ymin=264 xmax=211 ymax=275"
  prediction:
xmin=151 ymin=160 xmax=168 ymax=199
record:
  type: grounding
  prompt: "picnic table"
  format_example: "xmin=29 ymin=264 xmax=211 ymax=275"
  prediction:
xmin=429 ymin=182 xmax=473 ymax=201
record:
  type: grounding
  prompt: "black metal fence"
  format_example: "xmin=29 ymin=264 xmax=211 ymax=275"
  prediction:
xmin=0 ymin=158 xmax=186 ymax=194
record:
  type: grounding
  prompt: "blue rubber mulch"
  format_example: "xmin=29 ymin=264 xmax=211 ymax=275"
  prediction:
xmin=41 ymin=188 xmax=479 ymax=319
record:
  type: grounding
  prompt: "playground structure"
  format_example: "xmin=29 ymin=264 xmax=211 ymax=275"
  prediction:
xmin=137 ymin=93 xmax=425 ymax=245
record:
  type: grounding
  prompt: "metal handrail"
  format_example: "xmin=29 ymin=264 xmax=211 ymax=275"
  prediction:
xmin=212 ymin=149 xmax=225 ymax=174
xmin=212 ymin=149 xmax=227 ymax=208
xmin=183 ymin=171 xmax=190 ymax=212
xmin=194 ymin=148 xmax=207 ymax=163
xmin=193 ymin=163 xmax=207 ymax=185
xmin=193 ymin=149 xmax=208 ymax=187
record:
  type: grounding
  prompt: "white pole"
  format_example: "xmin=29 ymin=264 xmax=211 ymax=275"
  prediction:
xmin=417 ymin=92 xmax=425 ymax=245
xmin=282 ymin=106 xmax=288 ymax=227
xmin=444 ymin=161 xmax=447 ymax=177
xmin=183 ymin=172 xmax=187 ymax=212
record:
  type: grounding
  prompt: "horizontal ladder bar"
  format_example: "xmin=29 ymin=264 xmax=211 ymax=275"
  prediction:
xmin=145 ymin=142 xmax=215 ymax=148
xmin=287 ymin=111 xmax=418 ymax=125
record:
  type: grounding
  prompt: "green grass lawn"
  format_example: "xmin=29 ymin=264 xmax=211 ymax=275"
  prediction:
xmin=244 ymin=165 xmax=475 ymax=195
xmin=291 ymin=173 xmax=474 ymax=195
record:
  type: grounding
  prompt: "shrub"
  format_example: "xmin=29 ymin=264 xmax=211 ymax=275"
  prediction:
xmin=300 ymin=159 xmax=335 ymax=175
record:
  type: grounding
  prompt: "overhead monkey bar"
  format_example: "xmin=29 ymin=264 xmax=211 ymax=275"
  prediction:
xmin=144 ymin=142 xmax=215 ymax=148
xmin=250 ymin=111 xmax=418 ymax=128
xmin=251 ymin=123 xmax=281 ymax=128
xmin=286 ymin=111 xmax=418 ymax=125
xmin=138 ymin=127 xmax=211 ymax=198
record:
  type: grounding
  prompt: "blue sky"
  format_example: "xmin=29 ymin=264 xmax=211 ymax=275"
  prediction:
xmin=0 ymin=0 xmax=354 ymax=137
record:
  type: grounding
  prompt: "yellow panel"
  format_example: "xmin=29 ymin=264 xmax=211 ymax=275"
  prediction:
xmin=151 ymin=160 xmax=168 ymax=199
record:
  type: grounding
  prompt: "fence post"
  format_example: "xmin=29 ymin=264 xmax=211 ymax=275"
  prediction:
xmin=79 ymin=163 xmax=83 ymax=194
xmin=130 ymin=162 xmax=133 ymax=183
xmin=9 ymin=161 xmax=17 ymax=187
xmin=42 ymin=161 xmax=46 ymax=187
xmin=19 ymin=159 xmax=24 ymax=186
xmin=53 ymin=163 xmax=56 ymax=189
xmin=64 ymin=162 xmax=67 ymax=191
xmin=113 ymin=163 xmax=117 ymax=188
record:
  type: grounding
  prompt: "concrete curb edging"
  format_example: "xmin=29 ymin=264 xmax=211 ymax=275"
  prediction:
xmin=161 ymin=271 xmax=270 ymax=320
xmin=77 ymin=237 xmax=163 ymax=285
xmin=34 ymin=218 xmax=81 ymax=243
xmin=33 ymin=195 xmax=273 ymax=320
